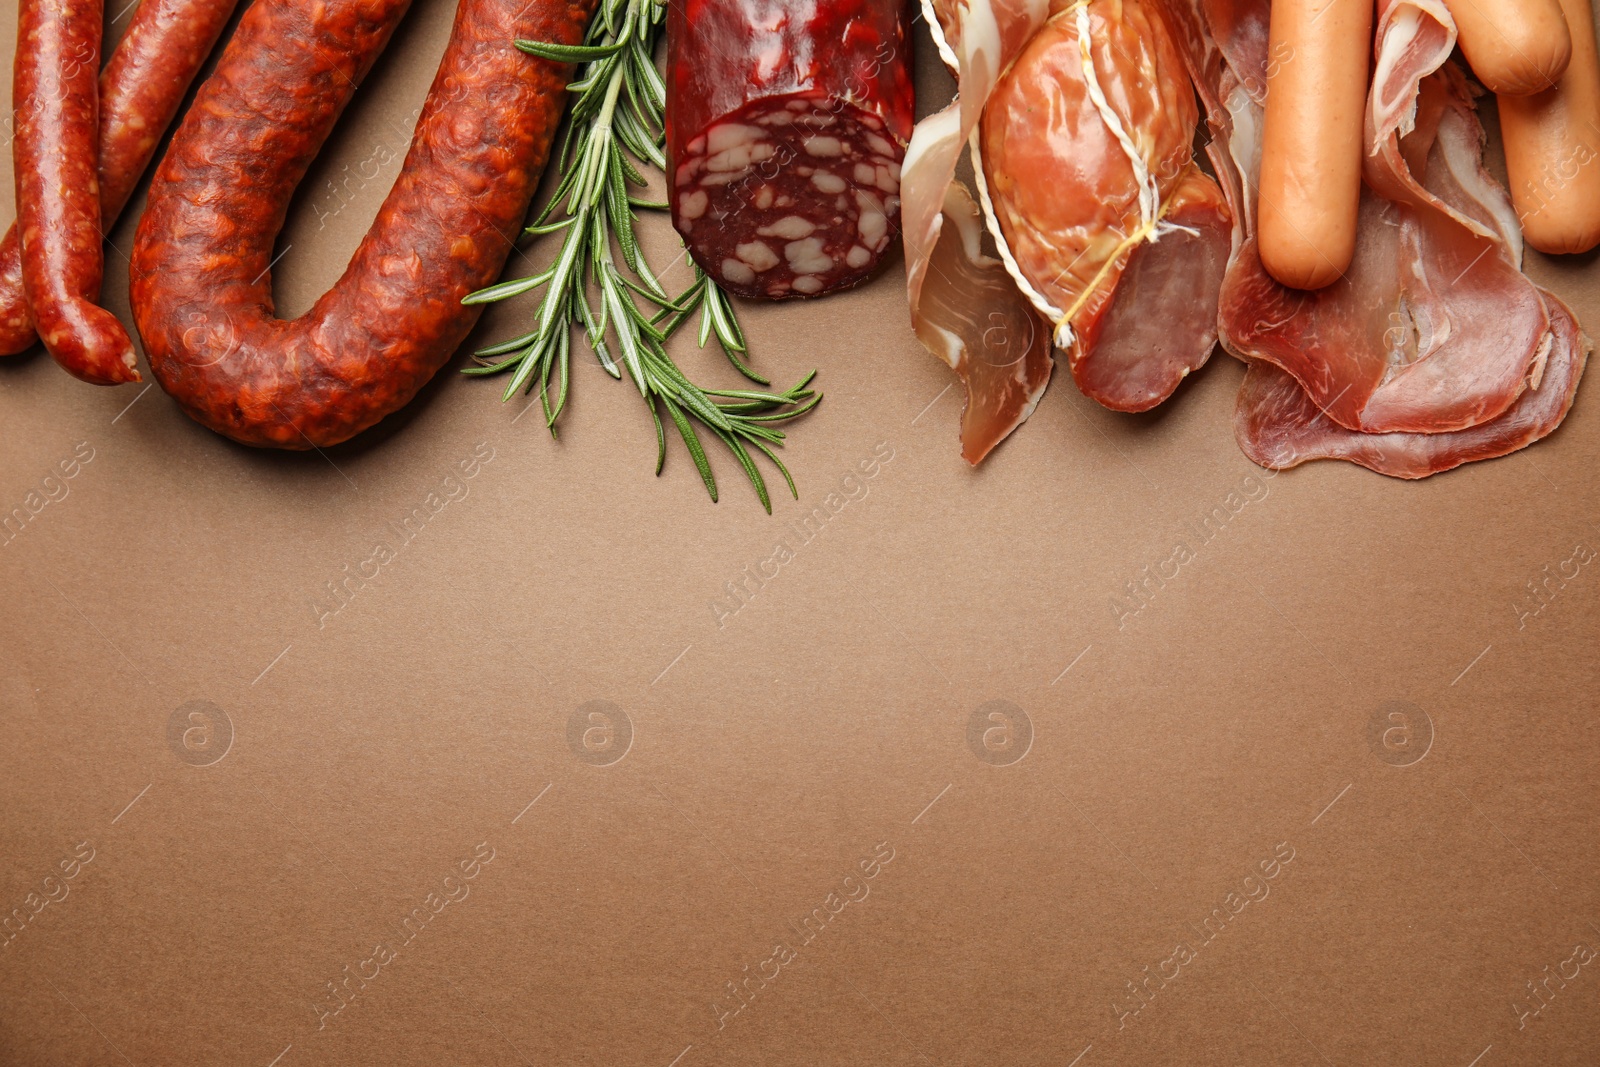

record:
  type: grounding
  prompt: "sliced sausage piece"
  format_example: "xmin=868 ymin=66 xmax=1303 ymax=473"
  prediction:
xmin=1257 ymin=0 xmax=1373 ymax=290
xmin=0 ymin=0 xmax=240 ymax=359
xmin=1499 ymin=0 xmax=1600 ymax=253
xmin=1443 ymin=0 xmax=1571 ymax=95
xmin=129 ymin=0 xmax=597 ymax=447
xmin=14 ymin=0 xmax=140 ymax=384
xmin=667 ymin=0 xmax=914 ymax=300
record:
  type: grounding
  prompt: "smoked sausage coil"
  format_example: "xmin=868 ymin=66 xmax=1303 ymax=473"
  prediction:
xmin=0 ymin=0 xmax=239 ymax=360
xmin=129 ymin=0 xmax=597 ymax=447
xmin=14 ymin=0 xmax=141 ymax=384
xmin=667 ymin=0 xmax=915 ymax=299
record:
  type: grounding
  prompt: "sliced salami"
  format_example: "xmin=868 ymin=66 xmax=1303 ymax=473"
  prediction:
xmin=667 ymin=0 xmax=914 ymax=300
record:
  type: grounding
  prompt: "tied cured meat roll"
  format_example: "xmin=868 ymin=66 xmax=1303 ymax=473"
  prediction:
xmin=974 ymin=0 xmax=1232 ymax=412
xmin=667 ymin=0 xmax=914 ymax=299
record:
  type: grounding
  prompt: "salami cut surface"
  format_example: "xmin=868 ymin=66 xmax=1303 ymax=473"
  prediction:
xmin=667 ymin=0 xmax=914 ymax=299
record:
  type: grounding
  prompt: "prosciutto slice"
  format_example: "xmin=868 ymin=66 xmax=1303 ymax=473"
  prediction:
xmin=1187 ymin=0 xmax=1589 ymax=474
xmin=903 ymin=0 xmax=1054 ymax=464
xmin=1236 ymin=293 xmax=1586 ymax=477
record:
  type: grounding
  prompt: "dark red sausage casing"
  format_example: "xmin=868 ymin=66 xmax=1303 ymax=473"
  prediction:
xmin=130 ymin=0 xmax=596 ymax=447
xmin=667 ymin=0 xmax=914 ymax=299
xmin=14 ymin=0 xmax=141 ymax=384
xmin=0 ymin=0 xmax=239 ymax=358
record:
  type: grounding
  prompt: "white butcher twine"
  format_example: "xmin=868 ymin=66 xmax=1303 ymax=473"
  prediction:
xmin=1074 ymin=2 xmax=1158 ymax=232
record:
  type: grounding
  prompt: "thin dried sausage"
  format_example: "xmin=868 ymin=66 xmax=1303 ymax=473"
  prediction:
xmin=130 ymin=0 xmax=596 ymax=447
xmin=667 ymin=0 xmax=914 ymax=299
xmin=14 ymin=0 xmax=141 ymax=384
xmin=0 ymin=0 xmax=239 ymax=360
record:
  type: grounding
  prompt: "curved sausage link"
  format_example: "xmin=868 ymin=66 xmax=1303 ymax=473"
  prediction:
xmin=130 ymin=0 xmax=596 ymax=447
xmin=0 ymin=0 xmax=240 ymax=358
xmin=14 ymin=0 xmax=141 ymax=384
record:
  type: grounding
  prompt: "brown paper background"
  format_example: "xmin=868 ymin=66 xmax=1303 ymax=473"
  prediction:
xmin=2 ymin=4 xmax=1598 ymax=1065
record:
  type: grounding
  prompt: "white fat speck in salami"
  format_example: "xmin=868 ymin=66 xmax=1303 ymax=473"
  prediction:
xmin=721 ymin=258 xmax=757 ymax=286
xmin=757 ymin=215 xmax=816 ymax=239
xmin=705 ymin=141 xmax=773 ymax=173
xmin=735 ymin=241 xmax=781 ymax=271
xmin=754 ymin=185 xmax=774 ymax=209
xmin=785 ymin=237 xmax=836 ymax=274
xmin=858 ymin=209 xmax=887 ymax=247
xmin=679 ymin=189 xmax=708 ymax=220
xmin=793 ymin=275 xmax=824 ymax=294
xmin=812 ymin=171 xmax=847 ymax=193
xmin=803 ymin=135 xmax=844 ymax=157
xmin=845 ymin=245 xmax=872 ymax=268
xmin=705 ymin=123 xmax=765 ymax=154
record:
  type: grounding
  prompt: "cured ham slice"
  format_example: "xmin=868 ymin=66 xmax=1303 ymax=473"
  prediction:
xmin=914 ymin=184 xmax=1054 ymax=463
xmin=1216 ymin=0 xmax=1551 ymax=434
xmin=1069 ymin=169 xmax=1231 ymax=410
xmin=1184 ymin=0 xmax=1589 ymax=475
xmin=902 ymin=0 xmax=1054 ymax=464
xmin=1236 ymin=293 xmax=1588 ymax=477
xmin=976 ymin=0 xmax=1232 ymax=411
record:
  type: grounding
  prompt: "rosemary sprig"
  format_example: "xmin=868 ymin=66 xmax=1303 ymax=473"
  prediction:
xmin=463 ymin=0 xmax=820 ymax=511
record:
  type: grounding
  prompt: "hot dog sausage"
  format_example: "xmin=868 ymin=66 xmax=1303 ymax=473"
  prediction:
xmin=0 ymin=0 xmax=239 ymax=359
xmin=1499 ymin=0 xmax=1600 ymax=253
xmin=1257 ymin=0 xmax=1373 ymax=290
xmin=667 ymin=0 xmax=915 ymax=299
xmin=129 ymin=0 xmax=597 ymax=447
xmin=14 ymin=0 xmax=141 ymax=384
xmin=1445 ymin=0 xmax=1572 ymax=95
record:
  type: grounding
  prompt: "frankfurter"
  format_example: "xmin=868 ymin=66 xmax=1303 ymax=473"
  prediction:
xmin=0 ymin=0 xmax=239 ymax=359
xmin=14 ymin=0 xmax=141 ymax=384
xmin=130 ymin=0 xmax=597 ymax=447
xmin=1257 ymin=0 xmax=1372 ymax=290
xmin=1445 ymin=0 xmax=1572 ymax=95
xmin=1499 ymin=0 xmax=1600 ymax=253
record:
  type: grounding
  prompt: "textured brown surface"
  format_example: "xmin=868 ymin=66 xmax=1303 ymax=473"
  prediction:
xmin=129 ymin=0 xmax=594 ymax=448
xmin=0 ymin=0 xmax=238 ymax=358
xmin=13 ymin=0 xmax=140 ymax=384
xmin=2 ymin=6 xmax=1600 ymax=1067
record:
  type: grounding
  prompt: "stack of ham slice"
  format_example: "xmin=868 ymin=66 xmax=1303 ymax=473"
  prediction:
xmin=903 ymin=0 xmax=1591 ymax=477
